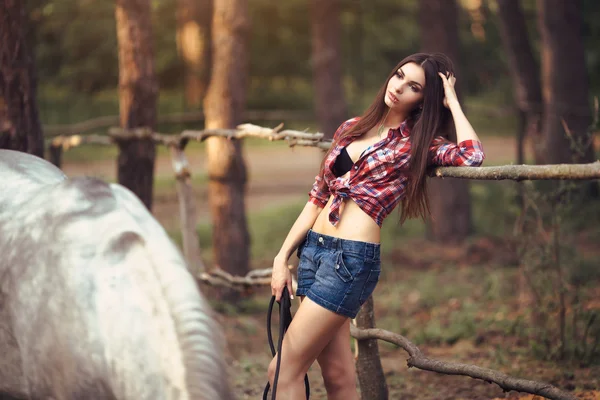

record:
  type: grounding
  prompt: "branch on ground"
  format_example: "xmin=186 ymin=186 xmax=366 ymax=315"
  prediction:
xmin=349 ymin=325 xmax=576 ymax=400
xmin=197 ymin=267 xmax=274 ymax=289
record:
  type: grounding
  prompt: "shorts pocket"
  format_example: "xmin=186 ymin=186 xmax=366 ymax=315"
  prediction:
xmin=359 ymin=268 xmax=381 ymax=305
xmin=333 ymin=250 xmax=355 ymax=283
xmin=296 ymin=238 xmax=307 ymax=259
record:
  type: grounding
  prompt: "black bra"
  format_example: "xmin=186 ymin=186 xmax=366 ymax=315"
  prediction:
xmin=332 ymin=147 xmax=354 ymax=177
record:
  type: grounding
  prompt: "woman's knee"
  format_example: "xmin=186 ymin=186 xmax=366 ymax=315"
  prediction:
xmin=267 ymin=355 xmax=306 ymax=386
xmin=321 ymin=360 xmax=356 ymax=393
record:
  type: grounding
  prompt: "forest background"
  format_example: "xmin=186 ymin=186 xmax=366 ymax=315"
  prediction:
xmin=4 ymin=0 xmax=600 ymax=398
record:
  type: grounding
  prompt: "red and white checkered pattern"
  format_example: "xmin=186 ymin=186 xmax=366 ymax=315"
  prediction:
xmin=308 ymin=117 xmax=485 ymax=227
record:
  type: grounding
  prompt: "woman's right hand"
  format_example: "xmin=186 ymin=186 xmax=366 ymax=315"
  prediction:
xmin=271 ymin=256 xmax=294 ymax=302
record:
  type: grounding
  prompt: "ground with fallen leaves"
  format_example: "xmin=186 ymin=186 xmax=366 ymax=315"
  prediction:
xmin=217 ymin=238 xmax=599 ymax=399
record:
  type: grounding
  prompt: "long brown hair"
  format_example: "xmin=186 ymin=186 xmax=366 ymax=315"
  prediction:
xmin=316 ymin=52 xmax=456 ymax=224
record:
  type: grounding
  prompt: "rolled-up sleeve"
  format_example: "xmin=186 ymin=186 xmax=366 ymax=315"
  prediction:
xmin=308 ymin=175 xmax=330 ymax=208
xmin=429 ymin=137 xmax=485 ymax=167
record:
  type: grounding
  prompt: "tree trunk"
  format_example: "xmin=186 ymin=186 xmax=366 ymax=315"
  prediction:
xmin=355 ymin=296 xmax=388 ymax=400
xmin=204 ymin=0 xmax=250 ymax=297
xmin=310 ymin=0 xmax=348 ymax=139
xmin=536 ymin=0 xmax=594 ymax=165
xmin=176 ymin=0 xmax=212 ymax=108
xmin=496 ymin=0 xmax=544 ymax=164
xmin=420 ymin=0 xmax=472 ymax=243
xmin=0 ymin=0 xmax=44 ymax=158
xmin=497 ymin=0 xmax=543 ymax=314
xmin=115 ymin=0 xmax=158 ymax=211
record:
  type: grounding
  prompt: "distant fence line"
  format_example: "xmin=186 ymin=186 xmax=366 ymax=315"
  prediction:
xmin=48 ymin=121 xmax=600 ymax=180
xmin=43 ymin=109 xmax=315 ymax=137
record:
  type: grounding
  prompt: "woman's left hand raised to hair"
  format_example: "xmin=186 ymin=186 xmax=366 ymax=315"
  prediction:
xmin=438 ymin=72 xmax=459 ymax=109
xmin=437 ymin=71 xmax=483 ymax=146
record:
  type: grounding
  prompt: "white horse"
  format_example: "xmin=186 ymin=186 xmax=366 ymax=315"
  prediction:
xmin=0 ymin=149 xmax=233 ymax=399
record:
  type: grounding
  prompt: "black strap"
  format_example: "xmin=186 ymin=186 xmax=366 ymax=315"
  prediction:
xmin=263 ymin=287 xmax=310 ymax=399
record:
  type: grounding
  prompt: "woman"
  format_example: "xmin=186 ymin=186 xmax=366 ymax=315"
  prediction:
xmin=268 ymin=53 xmax=485 ymax=399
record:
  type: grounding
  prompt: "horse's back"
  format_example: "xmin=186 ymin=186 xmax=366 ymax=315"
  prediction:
xmin=0 ymin=149 xmax=67 ymax=201
xmin=0 ymin=149 xmax=233 ymax=400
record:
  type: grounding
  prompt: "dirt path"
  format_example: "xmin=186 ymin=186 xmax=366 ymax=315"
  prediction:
xmin=61 ymin=136 xmax=523 ymax=231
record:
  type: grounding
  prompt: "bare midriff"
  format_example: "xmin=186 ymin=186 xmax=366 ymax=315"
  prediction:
xmin=311 ymin=195 xmax=381 ymax=244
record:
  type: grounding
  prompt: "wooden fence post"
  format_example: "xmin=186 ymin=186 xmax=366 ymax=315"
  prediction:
xmin=48 ymin=140 xmax=62 ymax=168
xmin=169 ymin=143 xmax=205 ymax=275
xmin=355 ymin=295 xmax=388 ymax=400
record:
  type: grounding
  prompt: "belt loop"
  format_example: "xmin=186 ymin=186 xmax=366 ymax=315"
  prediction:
xmin=366 ymin=244 xmax=374 ymax=260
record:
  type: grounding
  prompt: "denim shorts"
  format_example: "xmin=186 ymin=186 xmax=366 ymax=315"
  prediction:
xmin=295 ymin=229 xmax=381 ymax=319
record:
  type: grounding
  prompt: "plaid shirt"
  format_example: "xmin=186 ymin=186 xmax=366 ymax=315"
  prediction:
xmin=308 ymin=117 xmax=485 ymax=227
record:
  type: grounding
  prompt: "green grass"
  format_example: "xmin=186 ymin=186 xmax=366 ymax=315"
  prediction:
xmin=470 ymin=180 xmax=522 ymax=237
xmin=376 ymin=264 xmax=519 ymax=347
xmin=57 ymin=145 xmax=120 ymax=163
xmin=38 ymin=85 xmax=119 ymax=127
xmin=463 ymin=88 xmax=518 ymax=138
xmin=379 ymin=216 xmax=426 ymax=255
xmin=183 ymin=201 xmax=309 ymax=267
xmin=38 ymin=86 xmax=190 ymax=128
xmin=154 ymin=173 xmax=209 ymax=196
xmin=58 ymin=140 xmax=207 ymax=164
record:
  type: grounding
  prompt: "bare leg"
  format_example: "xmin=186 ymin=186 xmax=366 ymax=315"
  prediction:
xmin=267 ymin=296 xmax=347 ymax=400
xmin=317 ymin=319 xmax=359 ymax=400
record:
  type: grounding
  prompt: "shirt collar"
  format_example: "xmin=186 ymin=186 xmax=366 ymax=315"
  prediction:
xmin=390 ymin=119 xmax=411 ymax=138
